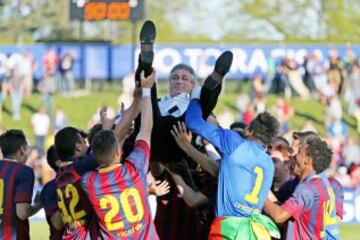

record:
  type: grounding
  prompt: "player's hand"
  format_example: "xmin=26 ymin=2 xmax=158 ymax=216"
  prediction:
xmin=100 ymin=106 xmax=115 ymax=130
xmin=171 ymin=122 xmax=192 ymax=149
xmin=141 ymin=70 xmax=155 ymax=88
xmin=148 ymin=180 xmax=170 ymax=196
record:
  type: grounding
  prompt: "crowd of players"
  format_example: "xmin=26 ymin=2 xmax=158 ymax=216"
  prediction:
xmin=0 ymin=20 xmax=343 ymax=240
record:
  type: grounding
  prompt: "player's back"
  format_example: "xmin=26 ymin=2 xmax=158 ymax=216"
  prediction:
xmin=82 ymin=160 xmax=158 ymax=240
xmin=328 ymin=177 xmax=344 ymax=220
xmin=217 ymin=139 xmax=275 ymax=217
xmin=56 ymin=163 xmax=96 ymax=240
xmin=0 ymin=160 xmax=34 ymax=240
xmin=285 ymin=177 xmax=330 ymax=240
xmin=40 ymin=179 xmax=64 ymax=240
xmin=319 ymin=174 xmax=340 ymax=240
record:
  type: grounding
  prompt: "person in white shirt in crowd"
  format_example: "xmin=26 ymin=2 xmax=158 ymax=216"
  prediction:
xmin=31 ymin=107 xmax=51 ymax=157
xmin=20 ymin=50 xmax=36 ymax=97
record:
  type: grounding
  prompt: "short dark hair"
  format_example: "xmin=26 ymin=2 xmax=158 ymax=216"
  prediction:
xmin=268 ymin=136 xmax=293 ymax=157
xmin=248 ymin=112 xmax=279 ymax=145
xmin=292 ymin=131 xmax=317 ymax=142
xmin=305 ymin=137 xmax=333 ymax=173
xmin=46 ymin=145 xmax=58 ymax=172
xmin=91 ymin=130 xmax=118 ymax=166
xmin=0 ymin=130 xmax=27 ymax=158
xmin=88 ymin=124 xmax=103 ymax=146
xmin=230 ymin=121 xmax=247 ymax=130
xmin=55 ymin=127 xmax=81 ymax=161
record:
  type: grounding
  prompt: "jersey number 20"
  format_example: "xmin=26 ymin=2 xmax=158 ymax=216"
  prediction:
xmin=100 ymin=188 xmax=144 ymax=231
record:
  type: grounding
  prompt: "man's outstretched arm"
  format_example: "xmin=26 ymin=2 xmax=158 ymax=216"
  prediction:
xmin=185 ymin=99 xmax=243 ymax=156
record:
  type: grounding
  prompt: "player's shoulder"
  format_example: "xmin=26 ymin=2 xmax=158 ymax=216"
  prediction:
xmin=40 ymin=180 xmax=56 ymax=199
xmin=81 ymin=170 xmax=99 ymax=187
xmin=16 ymin=162 xmax=35 ymax=176
xmin=328 ymin=177 xmax=342 ymax=190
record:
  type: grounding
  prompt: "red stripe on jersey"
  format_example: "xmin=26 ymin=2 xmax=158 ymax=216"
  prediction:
xmin=312 ymin=179 xmax=326 ymax=237
xmin=170 ymin=191 xmax=179 ymax=240
xmin=124 ymin=164 xmax=141 ymax=240
xmin=0 ymin=162 xmax=12 ymax=239
xmin=4 ymin=163 xmax=22 ymax=239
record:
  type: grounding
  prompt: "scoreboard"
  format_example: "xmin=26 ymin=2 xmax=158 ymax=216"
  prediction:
xmin=70 ymin=0 xmax=144 ymax=21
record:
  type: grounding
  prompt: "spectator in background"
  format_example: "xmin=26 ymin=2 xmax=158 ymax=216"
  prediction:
xmin=59 ymin=51 xmax=75 ymax=93
xmin=327 ymin=49 xmax=344 ymax=94
xmin=302 ymin=54 xmax=316 ymax=93
xmin=250 ymin=74 xmax=267 ymax=100
xmin=342 ymin=137 xmax=360 ymax=167
xmin=37 ymin=72 xmax=57 ymax=119
xmin=335 ymin=165 xmax=352 ymax=188
xmin=42 ymin=47 xmax=58 ymax=78
xmin=346 ymin=59 xmax=360 ymax=115
xmin=31 ymin=107 xmax=51 ymax=157
xmin=20 ymin=50 xmax=36 ymax=97
xmin=283 ymin=55 xmax=310 ymax=98
xmin=272 ymin=96 xmax=294 ymax=135
xmin=9 ymin=64 xmax=24 ymax=121
xmin=242 ymin=103 xmax=254 ymax=125
xmin=236 ymin=92 xmax=250 ymax=121
xmin=54 ymin=106 xmax=68 ymax=133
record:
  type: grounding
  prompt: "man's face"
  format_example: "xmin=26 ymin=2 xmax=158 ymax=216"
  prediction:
xmin=76 ymin=134 xmax=88 ymax=157
xmin=291 ymin=139 xmax=301 ymax=155
xmin=169 ymin=69 xmax=195 ymax=97
xmin=293 ymin=143 xmax=309 ymax=177
xmin=18 ymin=143 xmax=30 ymax=164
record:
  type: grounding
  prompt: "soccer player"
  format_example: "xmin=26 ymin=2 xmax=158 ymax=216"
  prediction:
xmin=185 ymin=99 xmax=280 ymax=239
xmin=0 ymin=130 xmax=42 ymax=239
xmin=278 ymin=131 xmax=342 ymax=238
xmin=40 ymin=145 xmax=64 ymax=239
xmin=81 ymin=71 xmax=158 ymax=239
xmin=55 ymin=81 xmax=141 ymax=239
xmin=264 ymin=137 xmax=335 ymax=240
xmin=55 ymin=126 xmax=98 ymax=239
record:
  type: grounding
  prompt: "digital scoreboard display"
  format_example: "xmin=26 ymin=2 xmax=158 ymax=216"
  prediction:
xmin=84 ymin=2 xmax=130 ymax=21
xmin=70 ymin=0 xmax=144 ymax=21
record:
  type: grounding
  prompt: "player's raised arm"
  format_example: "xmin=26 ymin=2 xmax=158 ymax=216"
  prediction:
xmin=113 ymin=86 xmax=141 ymax=142
xmin=171 ymin=122 xmax=219 ymax=177
xmin=185 ymin=99 xmax=243 ymax=156
xmin=136 ymin=70 xmax=155 ymax=145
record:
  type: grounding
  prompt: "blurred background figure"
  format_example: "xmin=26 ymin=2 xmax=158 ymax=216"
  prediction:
xmin=59 ymin=51 xmax=76 ymax=94
xmin=31 ymin=107 xmax=51 ymax=157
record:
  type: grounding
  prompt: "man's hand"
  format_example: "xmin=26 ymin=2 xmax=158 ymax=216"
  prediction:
xmin=141 ymin=70 xmax=156 ymax=89
xmin=171 ymin=122 xmax=192 ymax=150
xmin=100 ymin=106 xmax=115 ymax=130
xmin=148 ymin=180 xmax=170 ymax=196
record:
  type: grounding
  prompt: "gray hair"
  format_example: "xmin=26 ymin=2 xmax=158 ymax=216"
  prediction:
xmin=169 ymin=63 xmax=197 ymax=84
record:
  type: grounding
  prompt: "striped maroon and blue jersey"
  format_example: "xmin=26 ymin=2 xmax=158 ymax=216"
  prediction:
xmin=55 ymin=153 xmax=98 ymax=240
xmin=328 ymin=177 xmax=344 ymax=219
xmin=81 ymin=140 xmax=159 ymax=240
xmin=40 ymin=179 xmax=64 ymax=240
xmin=281 ymin=175 xmax=330 ymax=240
xmin=0 ymin=160 xmax=35 ymax=240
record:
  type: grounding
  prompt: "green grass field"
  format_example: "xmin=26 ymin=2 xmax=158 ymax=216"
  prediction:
xmin=30 ymin=220 xmax=360 ymax=239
